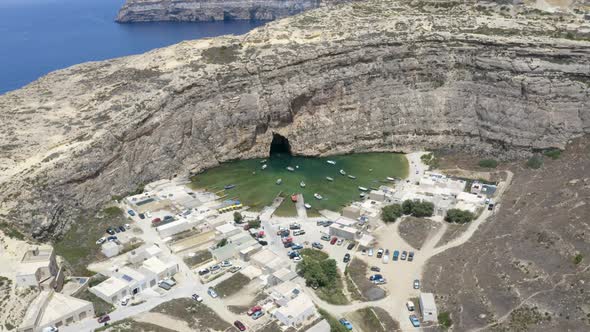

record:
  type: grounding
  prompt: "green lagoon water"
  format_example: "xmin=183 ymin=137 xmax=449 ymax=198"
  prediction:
xmin=190 ymin=153 xmax=408 ymax=215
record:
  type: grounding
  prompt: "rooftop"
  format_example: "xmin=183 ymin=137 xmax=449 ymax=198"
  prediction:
xmin=21 ymin=245 xmax=53 ymax=263
xmin=252 ymin=249 xmax=281 ymax=266
xmin=272 ymin=280 xmax=300 ymax=299
xmin=215 ymin=223 xmax=238 ymax=234
xmin=21 ymin=291 xmax=92 ymax=329
xmin=142 ymin=256 xmax=175 ymax=275
xmin=91 ymin=277 xmax=128 ymax=297
xmin=420 ymin=292 xmax=437 ymax=310
xmin=274 ymin=292 xmax=315 ymax=317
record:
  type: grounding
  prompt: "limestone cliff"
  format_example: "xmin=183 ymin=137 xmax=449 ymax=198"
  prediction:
xmin=0 ymin=1 xmax=589 ymax=238
xmin=116 ymin=0 xmax=348 ymax=22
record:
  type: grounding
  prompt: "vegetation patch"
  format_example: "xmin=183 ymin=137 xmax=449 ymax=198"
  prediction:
xmin=421 ymin=153 xmax=439 ymax=169
xmin=150 ymin=298 xmax=231 ymax=331
xmin=213 ymin=273 xmax=250 ymax=298
xmin=445 ymin=209 xmax=476 ymax=224
xmin=345 ymin=258 xmax=385 ymax=301
xmin=318 ymin=308 xmax=349 ymax=332
xmin=298 ymin=249 xmax=348 ymax=305
xmin=95 ymin=318 xmax=176 ymax=332
xmin=543 ymin=149 xmax=561 ymax=160
xmin=574 ymin=253 xmax=583 ymax=265
xmin=350 ymin=307 xmax=399 ymax=332
xmin=381 ymin=204 xmax=403 ymax=222
xmin=183 ymin=250 xmax=213 ymax=268
xmin=438 ymin=311 xmax=453 ymax=329
xmin=526 ymin=155 xmax=544 ymax=169
xmin=478 ymin=159 xmax=498 ymax=168
xmin=402 ymin=200 xmax=434 ymax=218
xmin=201 ymin=45 xmax=240 ymax=64
xmin=0 ymin=222 xmax=26 ymax=240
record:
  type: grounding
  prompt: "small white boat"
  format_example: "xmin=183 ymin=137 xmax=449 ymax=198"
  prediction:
xmin=348 ymin=175 xmax=356 ymax=179
xmin=326 ymin=177 xmax=334 ymax=182
xmin=339 ymin=169 xmax=346 ymax=175
xmin=358 ymin=186 xmax=368 ymax=191
xmin=286 ymin=166 xmax=295 ymax=172
xmin=314 ymin=193 xmax=323 ymax=200
xmin=300 ymin=181 xmax=306 ymax=188
xmin=360 ymin=193 xmax=366 ymax=198
xmin=386 ymin=177 xmax=395 ymax=181
xmin=276 ymin=179 xmax=282 ymax=185
xmin=261 ymin=164 xmax=267 ymax=170
xmin=304 ymin=203 xmax=312 ymax=209
xmin=327 ymin=160 xmax=336 ymax=165
xmin=296 ymin=165 xmax=299 ymax=169
xmin=260 ymin=159 xmax=267 ymax=164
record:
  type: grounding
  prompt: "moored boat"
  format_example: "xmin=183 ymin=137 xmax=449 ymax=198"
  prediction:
xmin=276 ymin=179 xmax=282 ymax=185
xmin=314 ymin=193 xmax=323 ymax=200
xmin=224 ymin=184 xmax=236 ymax=190
xmin=260 ymin=159 xmax=267 ymax=164
xmin=358 ymin=186 xmax=368 ymax=191
xmin=291 ymin=194 xmax=298 ymax=202
xmin=327 ymin=160 xmax=336 ymax=165
xmin=339 ymin=169 xmax=346 ymax=175
xmin=326 ymin=177 xmax=334 ymax=182
xmin=261 ymin=164 xmax=267 ymax=170
xmin=348 ymin=175 xmax=356 ymax=179
xmin=386 ymin=177 xmax=395 ymax=181
xmin=286 ymin=166 xmax=295 ymax=172
xmin=304 ymin=203 xmax=312 ymax=209
xmin=360 ymin=193 xmax=366 ymax=198
xmin=300 ymin=181 xmax=306 ymax=188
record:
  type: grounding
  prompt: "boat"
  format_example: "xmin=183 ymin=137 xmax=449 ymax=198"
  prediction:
xmin=360 ymin=193 xmax=366 ymax=198
xmin=327 ymin=160 xmax=336 ymax=165
xmin=276 ymin=179 xmax=282 ymax=185
xmin=260 ymin=160 xmax=267 ymax=164
xmin=339 ymin=169 xmax=346 ymax=175
xmin=296 ymin=165 xmax=299 ymax=169
xmin=286 ymin=166 xmax=295 ymax=172
xmin=358 ymin=186 xmax=368 ymax=191
xmin=224 ymin=184 xmax=236 ymax=190
xmin=304 ymin=203 xmax=312 ymax=209
xmin=291 ymin=194 xmax=298 ymax=202
xmin=326 ymin=177 xmax=334 ymax=182
xmin=314 ymin=193 xmax=323 ymax=200
xmin=386 ymin=177 xmax=395 ymax=181
xmin=348 ymin=175 xmax=356 ymax=179
xmin=300 ymin=181 xmax=306 ymax=188
xmin=261 ymin=164 xmax=267 ymax=170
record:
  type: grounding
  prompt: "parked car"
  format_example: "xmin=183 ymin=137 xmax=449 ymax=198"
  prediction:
xmin=145 ymin=211 xmax=152 ymax=218
xmin=192 ymin=294 xmax=203 ymax=302
xmin=385 ymin=249 xmax=390 ymax=256
xmin=96 ymin=237 xmax=106 ymax=245
xmin=107 ymin=236 xmax=118 ymax=242
xmin=198 ymin=268 xmax=210 ymax=275
xmin=409 ymin=315 xmax=420 ymax=327
xmin=210 ymin=265 xmax=221 ymax=273
xmin=330 ymin=237 xmax=338 ymax=245
xmin=370 ymin=266 xmax=381 ymax=272
xmin=124 ymin=223 xmax=130 ymax=229
xmin=289 ymin=223 xmax=301 ymax=230
xmin=323 ymin=221 xmax=333 ymax=227
xmin=208 ymin=288 xmax=218 ymax=298
xmin=361 ymin=249 xmax=367 ymax=255
xmin=376 ymin=248 xmax=384 ymax=258
xmin=288 ymin=250 xmax=300 ymax=259
xmin=127 ymin=210 xmax=136 ymax=216
xmin=97 ymin=315 xmax=110 ymax=324
xmin=41 ymin=327 xmax=58 ymax=332
xmin=163 ymin=215 xmax=174 ymax=222
xmin=368 ymin=248 xmax=374 ymax=256
xmin=317 ymin=221 xmax=326 ymax=226
xmin=293 ymin=230 xmax=306 ymax=236
xmin=369 ymin=274 xmax=383 ymax=281
xmin=120 ymin=296 xmax=130 ymax=306
xmin=312 ymin=242 xmax=324 ymax=249
xmin=401 ymin=251 xmax=407 ymax=260
xmin=138 ymin=213 xmax=145 ymax=220
xmin=408 ymin=251 xmax=415 ymax=262
xmin=258 ymin=240 xmax=268 ymax=246
xmin=393 ymin=250 xmax=400 ymax=261
xmin=234 ymin=320 xmax=246 ymax=331
xmin=339 ymin=318 xmax=353 ymax=330
xmin=336 ymin=239 xmax=344 ymax=246
xmin=293 ymin=256 xmax=302 ymax=262
xmin=151 ymin=218 xmax=161 ymax=225
xmin=291 ymin=243 xmax=303 ymax=250
xmin=247 ymin=305 xmax=262 ymax=316
xmin=118 ymin=225 xmax=126 ymax=232
xmin=252 ymin=310 xmax=265 ymax=320
xmin=488 ymin=203 xmax=495 ymax=211
xmin=347 ymin=242 xmax=355 ymax=250
xmin=106 ymin=227 xmax=116 ymax=235
xmin=413 ymin=279 xmax=420 ymax=289
xmin=229 ymin=266 xmax=242 ymax=273
xmin=220 ymin=260 xmax=232 ymax=268
xmin=382 ymin=253 xmax=390 ymax=264
xmin=406 ymin=301 xmax=415 ymax=311
xmin=343 ymin=253 xmax=351 ymax=263
xmin=321 ymin=234 xmax=330 ymax=241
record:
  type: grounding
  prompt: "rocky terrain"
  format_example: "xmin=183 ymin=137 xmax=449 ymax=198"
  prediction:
xmin=116 ymin=0 xmax=352 ymax=23
xmin=0 ymin=0 xmax=589 ymax=240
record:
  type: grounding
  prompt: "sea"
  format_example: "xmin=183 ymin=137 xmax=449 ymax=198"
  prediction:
xmin=0 ymin=0 xmax=265 ymax=95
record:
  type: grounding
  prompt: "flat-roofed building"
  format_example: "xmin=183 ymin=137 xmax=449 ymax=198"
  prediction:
xmin=140 ymin=257 xmax=178 ymax=283
xmin=114 ymin=266 xmax=151 ymax=296
xmin=419 ymin=292 xmax=438 ymax=322
xmin=269 ymin=281 xmax=301 ymax=307
xmin=89 ymin=276 xmax=129 ymax=304
xmin=328 ymin=224 xmax=358 ymax=240
xmin=269 ymin=268 xmax=297 ymax=286
xmin=16 ymin=245 xmax=59 ymax=290
xmin=127 ymin=244 xmax=163 ymax=264
xmin=215 ymin=223 xmax=240 ymax=240
xmin=369 ymin=190 xmax=387 ymax=202
xmin=342 ymin=206 xmax=361 ymax=219
xmin=18 ymin=290 xmax=94 ymax=332
xmin=273 ymin=293 xmax=317 ymax=328
xmin=156 ymin=218 xmax=192 ymax=238
xmin=101 ymin=241 xmax=121 ymax=258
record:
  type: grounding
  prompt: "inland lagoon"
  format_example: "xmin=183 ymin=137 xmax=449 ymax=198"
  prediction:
xmin=190 ymin=152 xmax=408 ymax=216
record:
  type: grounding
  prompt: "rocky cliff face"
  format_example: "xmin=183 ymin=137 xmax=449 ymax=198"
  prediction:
xmin=0 ymin=1 xmax=589 ymax=238
xmin=116 ymin=0 xmax=348 ymax=22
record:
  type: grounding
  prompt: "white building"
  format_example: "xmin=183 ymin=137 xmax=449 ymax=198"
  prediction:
xmin=16 ymin=245 xmax=59 ymax=289
xmin=342 ymin=206 xmax=361 ymax=219
xmin=273 ymin=293 xmax=318 ymax=328
xmin=89 ymin=276 xmax=130 ymax=304
xmin=127 ymin=244 xmax=163 ymax=264
xmin=101 ymin=241 xmax=121 ymax=258
xmin=18 ymin=290 xmax=94 ymax=332
xmin=251 ymin=249 xmax=285 ymax=274
xmin=269 ymin=268 xmax=297 ymax=286
xmin=269 ymin=281 xmax=301 ymax=307
xmin=140 ymin=257 xmax=179 ymax=282
xmin=329 ymin=224 xmax=358 ymax=240
xmin=215 ymin=223 xmax=240 ymax=240
xmin=369 ymin=190 xmax=387 ymax=202
xmin=156 ymin=218 xmax=192 ymax=238
xmin=114 ymin=266 xmax=151 ymax=295
xmin=419 ymin=293 xmax=438 ymax=322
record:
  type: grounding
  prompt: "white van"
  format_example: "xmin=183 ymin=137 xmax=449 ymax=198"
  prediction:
xmin=382 ymin=254 xmax=389 ymax=264
xmin=406 ymin=301 xmax=415 ymax=311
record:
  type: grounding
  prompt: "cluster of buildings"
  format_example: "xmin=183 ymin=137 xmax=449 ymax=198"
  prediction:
xmin=15 ymin=245 xmax=63 ymax=291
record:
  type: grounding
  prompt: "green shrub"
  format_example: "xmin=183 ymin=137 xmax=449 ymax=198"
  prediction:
xmin=526 ymin=155 xmax=544 ymax=169
xmin=574 ymin=254 xmax=583 ymax=265
xmin=402 ymin=200 xmax=415 ymax=215
xmin=247 ymin=217 xmax=261 ymax=229
xmin=478 ymin=159 xmax=498 ymax=168
xmin=402 ymin=200 xmax=434 ymax=218
xmin=445 ymin=209 xmax=476 ymax=224
xmin=233 ymin=212 xmax=243 ymax=223
xmin=420 ymin=153 xmax=439 ymax=169
xmin=216 ymin=238 xmax=228 ymax=248
xmin=381 ymin=204 xmax=403 ymax=222
xmin=543 ymin=149 xmax=561 ymax=160
xmin=438 ymin=312 xmax=453 ymax=329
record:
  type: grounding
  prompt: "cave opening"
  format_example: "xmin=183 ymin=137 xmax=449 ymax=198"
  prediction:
xmin=269 ymin=133 xmax=291 ymax=156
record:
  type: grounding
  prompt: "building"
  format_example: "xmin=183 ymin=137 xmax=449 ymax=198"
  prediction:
xmin=342 ymin=206 xmax=361 ymax=219
xmin=127 ymin=244 xmax=163 ymax=264
xmin=369 ymin=190 xmax=386 ymax=202
xmin=16 ymin=245 xmax=59 ymax=289
xmin=306 ymin=319 xmax=330 ymax=332
xmin=140 ymin=257 xmax=179 ymax=282
xmin=251 ymin=249 xmax=285 ymax=274
xmin=101 ymin=241 xmax=121 ymax=258
xmin=156 ymin=218 xmax=192 ymax=238
xmin=89 ymin=276 xmax=130 ymax=304
xmin=269 ymin=281 xmax=301 ymax=306
xmin=18 ymin=291 xmax=94 ymax=332
xmin=328 ymin=223 xmax=358 ymax=240
xmin=273 ymin=293 xmax=318 ymax=328
xmin=215 ymin=223 xmax=240 ymax=240
xmin=113 ymin=266 xmax=151 ymax=295
xmin=268 ymin=268 xmax=297 ymax=286
xmin=419 ymin=293 xmax=438 ymax=322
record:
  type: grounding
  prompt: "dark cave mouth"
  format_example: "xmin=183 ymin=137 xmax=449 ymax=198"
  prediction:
xmin=270 ymin=133 xmax=291 ymax=156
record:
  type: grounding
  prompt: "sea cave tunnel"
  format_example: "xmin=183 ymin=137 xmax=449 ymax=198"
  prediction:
xmin=270 ymin=133 xmax=291 ymax=156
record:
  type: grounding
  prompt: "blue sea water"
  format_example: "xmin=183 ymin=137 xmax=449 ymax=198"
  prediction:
xmin=0 ymin=0 xmax=265 ymax=94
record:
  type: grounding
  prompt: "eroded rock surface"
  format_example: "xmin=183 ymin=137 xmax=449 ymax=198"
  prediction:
xmin=0 ymin=1 xmax=589 ymax=238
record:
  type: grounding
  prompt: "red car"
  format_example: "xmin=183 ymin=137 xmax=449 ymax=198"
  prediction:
xmin=151 ymin=218 xmax=161 ymax=225
xmin=234 ymin=320 xmax=246 ymax=331
xmin=247 ymin=305 xmax=262 ymax=316
xmin=330 ymin=237 xmax=338 ymax=245
xmin=97 ymin=315 xmax=110 ymax=323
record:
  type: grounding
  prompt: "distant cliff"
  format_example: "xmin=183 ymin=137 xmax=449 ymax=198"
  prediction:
xmin=116 ymin=0 xmax=347 ymax=23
